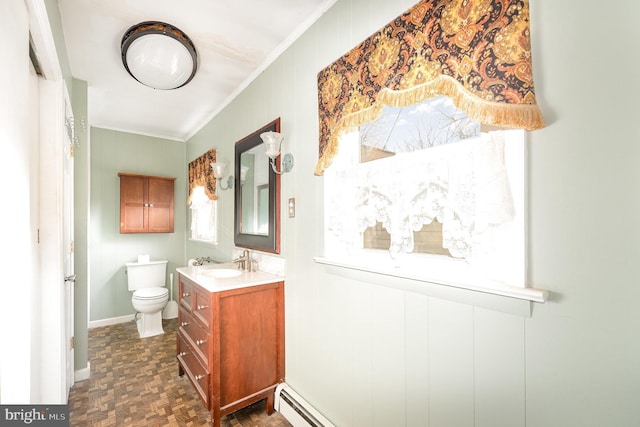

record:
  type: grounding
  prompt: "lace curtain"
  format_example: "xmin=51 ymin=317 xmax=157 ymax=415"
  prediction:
xmin=190 ymin=188 xmax=218 ymax=242
xmin=316 ymin=0 xmax=544 ymax=175
xmin=188 ymin=149 xmax=219 ymax=242
xmin=326 ymin=131 xmax=514 ymax=260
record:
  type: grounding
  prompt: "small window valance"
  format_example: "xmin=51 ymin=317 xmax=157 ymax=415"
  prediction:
xmin=188 ymin=149 xmax=217 ymax=204
xmin=315 ymin=0 xmax=545 ymax=175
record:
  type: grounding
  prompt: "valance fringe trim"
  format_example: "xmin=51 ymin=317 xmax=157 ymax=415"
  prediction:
xmin=314 ymin=75 xmax=544 ymax=175
xmin=187 ymin=178 xmax=218 ymax=205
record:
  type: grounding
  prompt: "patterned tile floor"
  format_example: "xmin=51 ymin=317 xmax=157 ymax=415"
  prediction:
xmin=68 ymin=318 xmax=292 ymax=427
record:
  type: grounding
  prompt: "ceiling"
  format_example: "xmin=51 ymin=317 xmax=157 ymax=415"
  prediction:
xmin=57 ymin=0 xmax=335 ymax=141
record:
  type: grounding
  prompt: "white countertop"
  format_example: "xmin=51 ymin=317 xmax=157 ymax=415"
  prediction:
xmin=175 ymin=263 xmax=284 ymax=293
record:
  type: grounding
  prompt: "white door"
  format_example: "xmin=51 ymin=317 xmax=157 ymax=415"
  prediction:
xmin=63 ymin=97 xmax=75 ymax=393
xmin=38 ymin=78 xmax=73 ymax=402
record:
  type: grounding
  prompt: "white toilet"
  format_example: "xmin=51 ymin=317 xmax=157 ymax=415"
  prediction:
xmin=126 ymin=259 xmax=169 ymax=338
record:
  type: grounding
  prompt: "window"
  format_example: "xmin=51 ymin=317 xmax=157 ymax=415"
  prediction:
xmin=323 ymin=96 xmax=526 ymax=292
xmin=189 ymin=186 xmax=218 ymax=243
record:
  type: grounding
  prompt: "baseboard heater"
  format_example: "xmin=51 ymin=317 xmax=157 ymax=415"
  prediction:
xmin=274 ymin=383 xmax=335 ymax=427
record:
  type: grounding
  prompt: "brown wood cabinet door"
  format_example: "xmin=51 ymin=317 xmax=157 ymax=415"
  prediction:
xmin=147 ymin=177 xmax=174 ymax=233
xmin=219 ymin=284 xmax=284 ymax=408
xmin=119 ymin=173 xmax=175 ymax=233
xmin=119 ymin=174 xmax=147 ymax=233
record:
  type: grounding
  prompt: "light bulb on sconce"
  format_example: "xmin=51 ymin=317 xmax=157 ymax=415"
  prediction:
xmin=260 ymin=131 xmax=294 ymax=175
xmin=210 ymin=162 xmax=234 ymax=191
xmin=240 ymin=165 xmax=250 ymax=184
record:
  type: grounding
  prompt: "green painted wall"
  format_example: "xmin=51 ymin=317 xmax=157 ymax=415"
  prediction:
xmin=89 ymin=128 xmax=187 ymax=321
xmin=186 ymin=0 xmax=640 ymax=426
xmin=71 ymin=78 xmax=89 ymax=371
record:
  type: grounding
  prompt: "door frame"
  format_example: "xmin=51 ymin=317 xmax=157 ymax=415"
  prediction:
xmin=63 ymin=92 xmax=76 ymax=393
xmin=28 ymin=0 xmax=75 ymax=402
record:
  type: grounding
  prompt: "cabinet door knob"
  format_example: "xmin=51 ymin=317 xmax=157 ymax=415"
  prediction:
xmin=197 ymin=304 xmax=208 ymax=310
xmin=196 ymin=339 xmax=206 ymax=346
xmin=195 ymin=374 xmax=204 ymax=381
xmin=178 ymin=351 xmax=186 ymax=357
xmin=182 ymin=292 xmax=190 ymax=297
xmin=181 ymin=321 xmax=189 ymax=327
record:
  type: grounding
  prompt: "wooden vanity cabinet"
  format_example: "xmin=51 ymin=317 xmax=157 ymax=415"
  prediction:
xmin=177 ymin=273 xmax=285 ymax=427
xmin=118 ymin=173 xmax=175 ymax=233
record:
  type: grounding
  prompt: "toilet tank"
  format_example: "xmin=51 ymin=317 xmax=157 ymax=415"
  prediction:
xmin=126 ymin=260 xmax=168 ymax=290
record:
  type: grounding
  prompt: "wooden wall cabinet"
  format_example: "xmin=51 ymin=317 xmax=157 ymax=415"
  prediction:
xmin=118 ymin=173 xmax=175 ymax=233
xmin=177 ymin=273 xmax=285 ymax=427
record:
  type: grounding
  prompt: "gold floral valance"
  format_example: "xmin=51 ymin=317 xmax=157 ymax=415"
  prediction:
xmin=316 ymin=0 xmax=545 ymax=175
xmin=188 ymin=149 xmax=217 ymax=204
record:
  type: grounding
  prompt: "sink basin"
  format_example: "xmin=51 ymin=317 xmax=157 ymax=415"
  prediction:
xmin=201 ymin=268 xmax=242 ymax=279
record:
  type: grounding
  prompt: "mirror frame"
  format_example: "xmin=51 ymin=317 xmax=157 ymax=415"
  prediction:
xmin=234 ymin=118 xmax=281 ymax=253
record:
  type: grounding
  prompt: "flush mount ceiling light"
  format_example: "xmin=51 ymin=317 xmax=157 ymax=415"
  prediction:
xmin=121 ymin=21 xmax=197 ymax=90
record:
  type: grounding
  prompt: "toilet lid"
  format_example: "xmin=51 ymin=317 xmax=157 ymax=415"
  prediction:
xmin=133 ymin=287 xmax=169 ymax=299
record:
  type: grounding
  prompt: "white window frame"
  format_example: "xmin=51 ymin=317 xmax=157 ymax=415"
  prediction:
xmin=316 ymin=116 xmax=546 ymax=303
xmin=189 ymin=186 xmax=219 ymax=244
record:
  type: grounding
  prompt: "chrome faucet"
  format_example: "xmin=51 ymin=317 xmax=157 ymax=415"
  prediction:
xmin=193 ymin=256 xmax=216 ymax=266
xmin=233 ymin=249 xmax=252 ymax=271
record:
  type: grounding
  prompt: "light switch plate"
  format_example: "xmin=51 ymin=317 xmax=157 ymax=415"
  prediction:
xmin=288 ymin=198 xmax=295 ymax=218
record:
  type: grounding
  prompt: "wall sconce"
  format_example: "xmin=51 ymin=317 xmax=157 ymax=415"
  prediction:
xmin=211 ymin=162 xmax=234 ymax=191
xmin=121 ymin=21 xmax=198 ymax=90
xmin=260 ymin=131 xmax=294 ymax=174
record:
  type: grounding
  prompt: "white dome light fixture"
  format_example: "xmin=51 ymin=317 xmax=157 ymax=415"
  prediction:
xmin=121 ymin=21 xmax=197 ymax=90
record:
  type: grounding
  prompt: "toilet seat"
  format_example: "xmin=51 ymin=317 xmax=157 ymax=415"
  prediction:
xmin=133 ymin=287 xmax=168 ymax=300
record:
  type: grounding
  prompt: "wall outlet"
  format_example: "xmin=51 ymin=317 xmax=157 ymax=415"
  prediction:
xmin=288 ymin=198 xmax=295 ymax=218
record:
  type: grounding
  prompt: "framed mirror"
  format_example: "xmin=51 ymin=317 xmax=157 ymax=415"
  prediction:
xmin=234 ymin=118 xmax=281 ymax=253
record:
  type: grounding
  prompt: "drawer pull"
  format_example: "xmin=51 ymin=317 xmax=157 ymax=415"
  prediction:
xmin=197 ymin=304 xmax=208 ymax=310
xmin=181 ymin=321 xmax=189 ymax=327
xmin=178 ymin=351 xmax=186 ymax=357
xmin=196 ymin=339 xmax=206 ymax=345
xmin=195 ymin=374 xmax=204 ymax=381
xmin=182 ymin=292 xmax=190 ymax=297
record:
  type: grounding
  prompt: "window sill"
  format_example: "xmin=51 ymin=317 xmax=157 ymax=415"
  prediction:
xmin=189 ymin=238 xmax=218 ymax=246
xmin=314 ymin=256 xmax=547 ymax=303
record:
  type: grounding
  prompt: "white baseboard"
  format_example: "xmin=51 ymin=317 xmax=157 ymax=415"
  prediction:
xmin=275 ymin=383 xmax=335 ymax=427
xmin=74 ymin=363 xmax=90 ymax=382
xmin=89 ymin=314 xmax=135 ymax=329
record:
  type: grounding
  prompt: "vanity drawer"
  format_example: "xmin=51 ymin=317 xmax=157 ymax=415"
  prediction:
xmin=193 ymin=287 xmax=211 ymax=328
xmin=177 ymin=331 xmax=209 ymax=405
xmin=179 ymin=278 xmax=195 ymax=312
xmin=179 ymin=306 xmax=209 ymax=366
